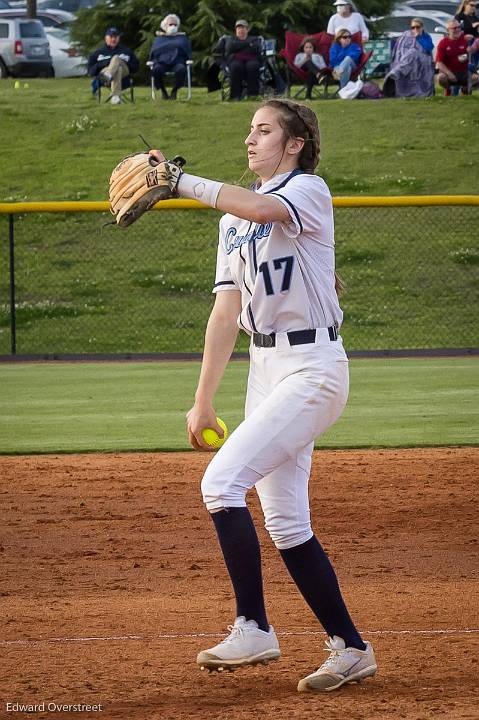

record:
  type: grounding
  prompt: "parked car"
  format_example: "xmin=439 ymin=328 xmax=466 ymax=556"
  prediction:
xmin=38 ymin=0 xmax=97 ymax=12
xmin=402 ymin=0 xmax=462 ymax=15
xmin=371 ymin=7 xmax=452 ymax=49
xmin=8 ymin=0 xmax=96 ymax=9
xmin=0 ymin=15 xmax=52 ymax=77
xmin=0 ymin=8 xmax=75 ymax=30
xmin=45 ymin=26 xmax=86 ymax=77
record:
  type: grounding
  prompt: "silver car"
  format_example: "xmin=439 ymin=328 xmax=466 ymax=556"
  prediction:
xmin=0 ymin=15 xmax=52 ymax=77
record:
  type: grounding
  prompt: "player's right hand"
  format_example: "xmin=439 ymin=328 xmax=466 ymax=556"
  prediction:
xmin=186 ymin=402 xmax=224 ymax=451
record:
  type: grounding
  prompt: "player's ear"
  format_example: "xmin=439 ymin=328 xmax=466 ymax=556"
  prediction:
xmin=286 ymin=136 xmax=305 ymax=156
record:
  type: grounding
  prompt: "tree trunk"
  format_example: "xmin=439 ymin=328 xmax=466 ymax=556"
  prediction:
xmin=26 ymin=0 xmax=37 ymax=19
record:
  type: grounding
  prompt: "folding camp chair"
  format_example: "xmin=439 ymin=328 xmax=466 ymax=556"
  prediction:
xmin=146 ymin=59 xmax=193 ymax=100
xmin=91 ymin=74 xmax=135 ymax=104
xmin=363 ymin=38 xmax=392 ymax=78
xmin=214 ymin=35 xmax=278 ymax=101
xmin=280 ymin=31 xmax=373 ymax=99
xmin=280 ymin=31 xmax=331 ymax=99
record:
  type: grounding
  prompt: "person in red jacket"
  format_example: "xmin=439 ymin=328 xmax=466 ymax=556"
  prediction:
xmin=436 ymin=19 xmax=470 ymax=95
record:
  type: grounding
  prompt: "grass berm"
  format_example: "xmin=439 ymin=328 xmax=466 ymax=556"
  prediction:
xmin=0 ymin=79 xmax=478 ymax=354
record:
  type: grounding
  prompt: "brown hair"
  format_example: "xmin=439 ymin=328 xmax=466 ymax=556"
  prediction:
xmin=299 ymin=36 xmax=317 ymax=52
xmin=456 ymin=0 xmax=477 ymax=13
xmin=260 ymin=98 xmax=320 ymax=173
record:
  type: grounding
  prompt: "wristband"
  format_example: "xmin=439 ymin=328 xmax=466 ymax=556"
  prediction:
xmin=177 ymin=172 xmax=223 ymax=209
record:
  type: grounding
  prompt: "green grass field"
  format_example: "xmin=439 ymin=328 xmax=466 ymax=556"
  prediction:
xmin=1 ymin=78 xmax=478 ymax=200
xmin=0 ymin=79 xmax=478 ymax=355
xmin=0 ymin=357 xmax=477 ymax=453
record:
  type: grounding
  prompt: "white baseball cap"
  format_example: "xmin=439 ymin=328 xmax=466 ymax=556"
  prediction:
xmin=334 ymin=0 xmax=351 ymax=5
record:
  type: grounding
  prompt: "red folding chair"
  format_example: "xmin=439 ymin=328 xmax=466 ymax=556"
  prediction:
xmin=280 ymin=31 xmax=373 ymax=99
xmin=280 ymin=31 xmax=331 ymax=99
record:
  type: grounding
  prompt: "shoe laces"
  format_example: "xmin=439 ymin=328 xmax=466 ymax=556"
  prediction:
xmin=318 ymin=638 xmax=352 ymax=670
xmin=222 ymin=623 xmax=247 ymax=645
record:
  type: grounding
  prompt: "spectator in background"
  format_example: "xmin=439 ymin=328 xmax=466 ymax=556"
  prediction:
xmin=455 ymin=0 xmax=479 ymax=76
xmin=329 ymin=29 xmax=362 ymax=88
xmin=455 ymin=0 xmax=479 ymax=38
xmin=327 ymin=0 xmax=369 ymax=43
xmin=436 ymin=19 xmax=470 ymax=94
xmin=409 ymin=17 xmax=434 ymax=54
xmin=212 ymin=19 xmax=262 ymax=100
xmin=88 ymin=27 xmax=139 ymax=105
xmin=149 ymin=14 xmax=192 ymax=100
xmin=383 ymin=19 xmax=434 ymax=97
xmin=294 ymin=37 xmax=327 ymax=99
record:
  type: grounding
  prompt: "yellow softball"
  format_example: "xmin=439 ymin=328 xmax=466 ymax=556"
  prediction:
xmin=201 ymin=417 xmax=228 ymax=450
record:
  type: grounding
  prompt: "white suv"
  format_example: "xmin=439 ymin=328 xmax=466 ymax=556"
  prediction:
xmin=0 ymin=16 xmax=52 ymax=77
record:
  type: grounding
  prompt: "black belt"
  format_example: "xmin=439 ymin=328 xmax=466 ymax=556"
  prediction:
xmin=252 ymin=326 xmax=338 ymax=348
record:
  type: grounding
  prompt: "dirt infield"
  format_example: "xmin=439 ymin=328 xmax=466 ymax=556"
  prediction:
xmin=1 ymin=448 xmax=478 ymax=720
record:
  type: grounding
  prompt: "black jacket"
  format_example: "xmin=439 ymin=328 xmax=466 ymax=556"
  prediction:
xmin=455 ymin=11 xmax=479 ymax=37
xmin=213 ymin=35 xmax=263 ymax=66
xmin=88 ymin=43 xmax=140 ymax=77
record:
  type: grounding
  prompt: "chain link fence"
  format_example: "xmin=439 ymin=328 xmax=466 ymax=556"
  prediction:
xmin=1 ymin=200 xmax=478 ymax=356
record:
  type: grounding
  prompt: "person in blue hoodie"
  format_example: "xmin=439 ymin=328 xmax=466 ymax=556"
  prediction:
xmin=329 ymin=29 xmax=362 ymax=88
xmin=149 ymin=13 xmax=192 ymax=100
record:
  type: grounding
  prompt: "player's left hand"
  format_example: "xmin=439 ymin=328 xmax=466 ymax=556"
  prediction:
xmin=149 ymin=149 xmax=166 ymax=163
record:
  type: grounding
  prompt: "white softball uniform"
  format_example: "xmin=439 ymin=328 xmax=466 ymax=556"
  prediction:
xmin=201 ymin=170 xmax=349 ymax=549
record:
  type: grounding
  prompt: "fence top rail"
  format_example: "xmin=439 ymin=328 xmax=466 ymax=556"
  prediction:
xmin=0 ymin=196 xmax=478 ymax=214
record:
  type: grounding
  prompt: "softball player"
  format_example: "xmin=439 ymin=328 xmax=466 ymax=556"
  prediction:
xmin=152 ymin=98 xmax=377 ymax=692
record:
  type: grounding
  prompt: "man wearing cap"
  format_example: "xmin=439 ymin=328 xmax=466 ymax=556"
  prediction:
xmin=327 ymin=1 xmax=369 ymax=43
xmin=212 ymin=20 xmax=263 ymax=100
xmin=88 ymin=28 xmax=139 ymax=104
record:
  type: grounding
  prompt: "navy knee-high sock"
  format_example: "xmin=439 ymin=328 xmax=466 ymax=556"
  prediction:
xmin=210 ymin=507 xmax=269 ymax=632
xmin=280 ymin=535 xmax=365 ymax=650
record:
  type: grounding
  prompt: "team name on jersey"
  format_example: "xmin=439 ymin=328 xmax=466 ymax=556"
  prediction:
xmin=224 ymin=223 xmax=273 ymax=255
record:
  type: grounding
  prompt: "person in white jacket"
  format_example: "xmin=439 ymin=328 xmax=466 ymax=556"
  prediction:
xmin=294 ymin=37 xmax=327 ymax=99
xmin=326 ymin=0 xmax=369 ymax=42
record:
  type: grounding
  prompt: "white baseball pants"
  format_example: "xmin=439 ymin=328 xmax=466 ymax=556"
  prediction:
xmin=201 ymin=329 xmax=349 ymax=549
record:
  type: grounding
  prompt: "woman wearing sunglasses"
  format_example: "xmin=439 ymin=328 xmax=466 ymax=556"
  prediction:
xmin=382 ymin=18 xmax=434 ymax=97
xmin=329 ymin=30 xmax=362 ymax=89
xmin=409 ymin=18 xmax=434 ymax=55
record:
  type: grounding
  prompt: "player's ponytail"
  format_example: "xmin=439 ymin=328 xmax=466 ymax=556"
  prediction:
xmin=262 ymin=98 xmax=320 ymax=173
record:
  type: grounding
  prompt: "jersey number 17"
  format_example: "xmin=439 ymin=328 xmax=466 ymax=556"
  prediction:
xmin=258 ymin=255 xmax=294 ymax=296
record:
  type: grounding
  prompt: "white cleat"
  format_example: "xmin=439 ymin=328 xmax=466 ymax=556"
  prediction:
xmin=197 ymin=616 xmax=281 ymax=672
xmin=297 ymin=636 xmax=377 ymax=692
xmin=110 ymin=94 xmax=121 ymax=105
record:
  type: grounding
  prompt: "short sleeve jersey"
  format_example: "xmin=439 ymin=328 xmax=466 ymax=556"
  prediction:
xmin=436 ymin=34 xmax=469 ymax=74
xmin=213 ymin=170 xmax=343 ymax=336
